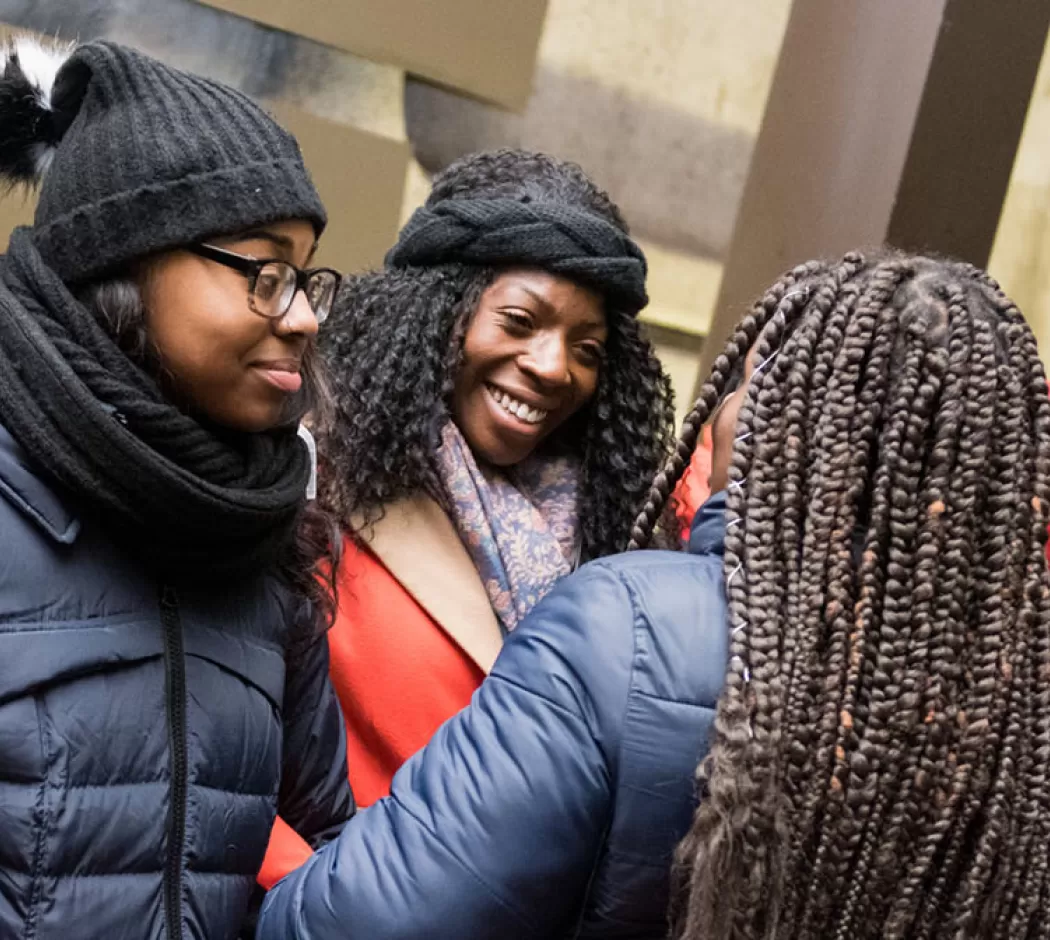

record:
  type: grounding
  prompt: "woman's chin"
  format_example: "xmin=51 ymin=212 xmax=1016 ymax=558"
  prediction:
xmin=196 ymin=401 xmax=286 ymax=435
xmin=460 ymin=426 xmax=537 ymax=468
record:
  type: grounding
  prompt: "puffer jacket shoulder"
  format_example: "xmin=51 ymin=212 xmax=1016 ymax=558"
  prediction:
xmin=258 ymin=495 xmax=730 ymax=940
xmin=0 ymin=423 xmax=352 ymax=940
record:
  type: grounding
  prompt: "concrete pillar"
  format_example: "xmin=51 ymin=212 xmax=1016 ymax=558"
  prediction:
xmin=697 ymin=0 xmax=1050 ymax=386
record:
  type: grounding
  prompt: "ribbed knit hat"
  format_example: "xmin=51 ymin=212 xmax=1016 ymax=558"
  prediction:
xmin=0 ymin=37 xmax=326 ymax=283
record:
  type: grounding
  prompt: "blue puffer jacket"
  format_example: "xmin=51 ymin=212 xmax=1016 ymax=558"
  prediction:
xmin=258 ymin=494 xmax=730 ymax=939
xmin=0 ymin=423 xmax=354 ymax=940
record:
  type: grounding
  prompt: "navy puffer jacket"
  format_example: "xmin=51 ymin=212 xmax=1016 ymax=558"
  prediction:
xmin=258 ymin=495 xmax=730 ymax=939
xmin=0 ymin=424 xmax=353 ymax=940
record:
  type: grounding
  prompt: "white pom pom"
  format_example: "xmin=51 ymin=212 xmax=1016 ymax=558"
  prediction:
xmin=0 ymin=36 xmax=75 ymax=109
xmin=0 ymin=35 xmax=78 ymax=186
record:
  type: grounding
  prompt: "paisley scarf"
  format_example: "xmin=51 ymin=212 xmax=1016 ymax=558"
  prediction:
xmin=435 ymin=423 xmax=580 ymax=635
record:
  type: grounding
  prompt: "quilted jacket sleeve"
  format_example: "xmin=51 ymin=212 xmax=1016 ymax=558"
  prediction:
xmin=277 ymin=624 xmax=355 ymax=849
xmin=256 ymin=563 xmax=639 ymax=940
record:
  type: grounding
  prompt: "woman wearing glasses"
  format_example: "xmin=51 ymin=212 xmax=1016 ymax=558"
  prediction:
xmin=0 ymin=38 xmax=351 ymax=940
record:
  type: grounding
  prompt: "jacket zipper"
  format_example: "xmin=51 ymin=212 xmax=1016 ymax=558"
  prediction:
xmin=160 ymin=585 xmax=187 ymax=940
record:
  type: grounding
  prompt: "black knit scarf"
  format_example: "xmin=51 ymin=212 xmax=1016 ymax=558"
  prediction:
xmin=0 ymin=228 xmax=309 ymax=579
xmin=387 ymin=198 xmax=649 ymax=313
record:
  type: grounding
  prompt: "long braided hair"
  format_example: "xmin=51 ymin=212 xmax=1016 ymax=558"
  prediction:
xmin=318 ymin=150 xmax=675 ymax=560
xmin=630 ymin=251 xmax=1050 ymax=939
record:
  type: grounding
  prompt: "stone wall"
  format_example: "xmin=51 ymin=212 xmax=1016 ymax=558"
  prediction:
xmin=989 ymin=32 xmax=1050 ymax=362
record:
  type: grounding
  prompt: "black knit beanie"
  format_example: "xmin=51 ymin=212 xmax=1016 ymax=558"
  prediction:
xmin=2 ymin=38 xmax=326 ymax=283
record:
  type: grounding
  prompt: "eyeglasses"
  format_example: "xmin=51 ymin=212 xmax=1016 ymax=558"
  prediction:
xmin=187 ymin=243 xmax=341 ymax=323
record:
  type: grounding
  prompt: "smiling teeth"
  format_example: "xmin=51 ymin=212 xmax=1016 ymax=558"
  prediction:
xmin=490 ymin=387 xmax=548 ymax=425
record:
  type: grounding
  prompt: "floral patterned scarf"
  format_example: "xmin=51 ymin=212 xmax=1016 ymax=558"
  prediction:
xmin=435 ymin=423 xmax=580 ymax=636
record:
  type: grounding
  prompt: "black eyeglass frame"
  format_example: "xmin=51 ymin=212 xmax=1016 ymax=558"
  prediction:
xmin=187 ymin=242 xmax=341 ymax=322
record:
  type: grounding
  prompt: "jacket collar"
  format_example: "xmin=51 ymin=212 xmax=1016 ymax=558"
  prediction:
xmin=356 ymin=495 xmax=503 ymax=675
xmin=0 ymin=422 xmax=79 ymax=544
xmin=688 ymin=489 xmax=726 ymax=557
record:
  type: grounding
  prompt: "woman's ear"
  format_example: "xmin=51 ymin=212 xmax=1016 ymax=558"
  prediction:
xmin=708 ymin=389 xmax=742 ymax=493
xmin=707 ymin=346 xmax=759 ymax=492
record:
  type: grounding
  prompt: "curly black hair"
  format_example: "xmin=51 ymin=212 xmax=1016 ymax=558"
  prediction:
xmin=631 ymin=251 xmax=1050 ymax=939
xmin=318 ymin=149 xmax=676 ymax=561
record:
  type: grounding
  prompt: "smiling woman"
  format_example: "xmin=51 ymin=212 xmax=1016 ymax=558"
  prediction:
xmin=453 ymin=267 xmax=607 ymax=465
xmin=322 ymin=148 xmax=675 ymax=787
xmin=259 ymin=149 xmax=676 ymax=885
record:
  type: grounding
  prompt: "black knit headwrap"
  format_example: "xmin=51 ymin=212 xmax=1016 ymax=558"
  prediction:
xmin=386 ymin=198 xmax=649 ymax=313
xmin=0 ymin=230 xmax=309 ymax=578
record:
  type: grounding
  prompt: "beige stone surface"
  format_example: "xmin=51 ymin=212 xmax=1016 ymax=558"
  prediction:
xmin=0 ymin=0 xmax=408 ymax=139
xmin=0 ymin=186 xmax=34 ymax=253
xmin=199 ymin=0 xmax=547 ymax=111
xmin=650 ymin=334 xmax=704 ymax=428
xmin=539 ymin=0 xmax=790 ymax=134
xmin=270 ymin=105 xmax=410 ymax=274
xmin=637 ymin=239 xmax=722 ymax=338
xmin=112 ymin=12 xmax=406 ymax=139
xmin=989 ymin=32 xmax=1050 ymax=365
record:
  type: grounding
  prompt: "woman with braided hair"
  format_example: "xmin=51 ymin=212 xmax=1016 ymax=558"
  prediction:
xmin=260 ymin=249 xmax=1050 ymax=939
xmin=652 ymin=250 xmax=1050 ymax=939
